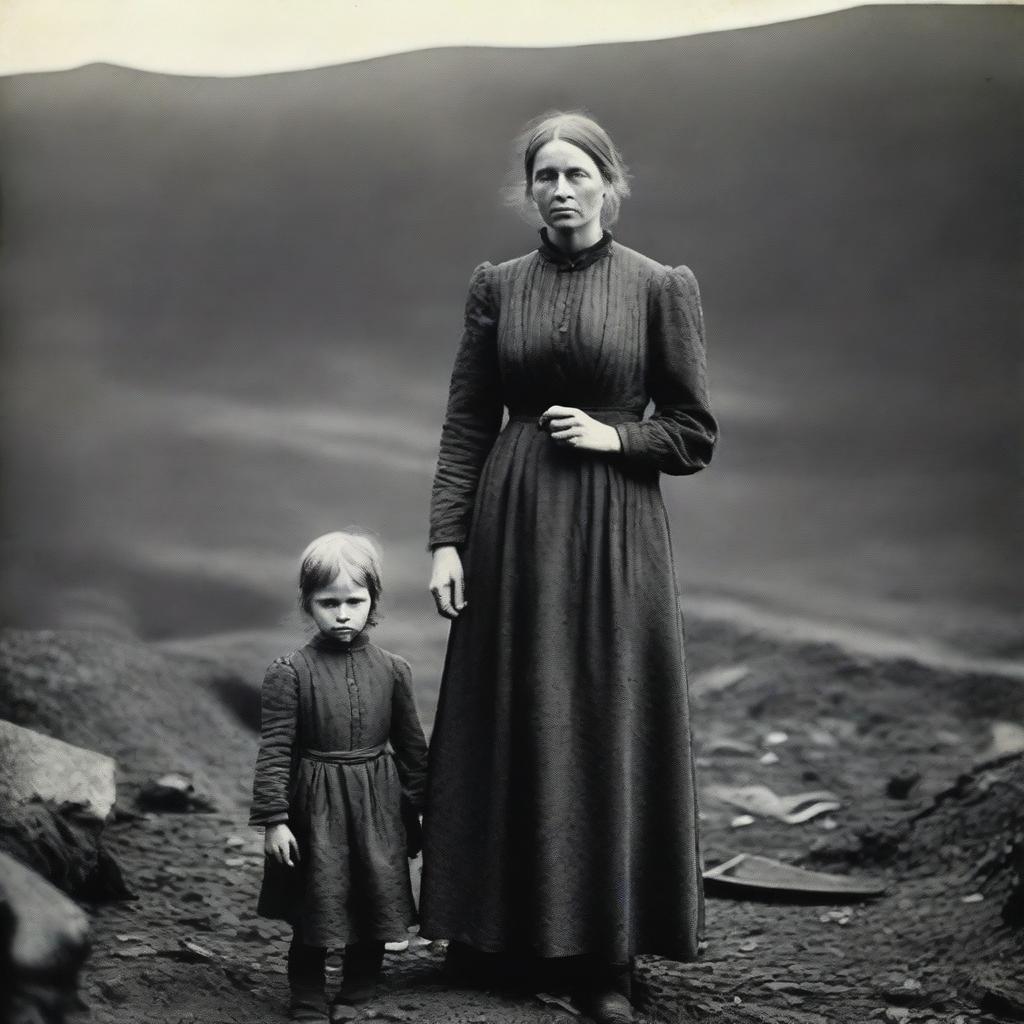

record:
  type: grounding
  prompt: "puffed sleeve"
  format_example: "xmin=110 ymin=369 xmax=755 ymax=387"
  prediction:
xmin=428 ymin=262 xmax=504 ymax=549
xmin=614 ymin=265 xmax=718 ymax=475
xmin=389 ymin=656 xmax=428 ymax=812
xmin=248 ymin=657 xmax=299 ymax=827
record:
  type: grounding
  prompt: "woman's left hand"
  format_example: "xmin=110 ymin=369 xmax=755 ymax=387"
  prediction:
xmin=539 ymin=406 xmax=623 ymax=453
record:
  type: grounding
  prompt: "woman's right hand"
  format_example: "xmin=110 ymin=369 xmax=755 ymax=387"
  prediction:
xmin=265 ymin=823 xmax=300 ymax=867
xmin=429 ymin=545 xmax=466 ymax=619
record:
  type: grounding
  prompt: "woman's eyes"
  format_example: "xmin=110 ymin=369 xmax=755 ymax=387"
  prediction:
xmin=534 ymin=169 xmax=590 ymax=182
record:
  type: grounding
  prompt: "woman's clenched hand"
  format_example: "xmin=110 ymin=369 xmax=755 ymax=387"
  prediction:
xmin=539 ymin=406 xmax=623 ymax=453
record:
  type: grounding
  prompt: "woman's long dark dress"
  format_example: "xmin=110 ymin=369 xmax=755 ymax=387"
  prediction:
xmin=421 ymin=231 xmax=717 ymax=966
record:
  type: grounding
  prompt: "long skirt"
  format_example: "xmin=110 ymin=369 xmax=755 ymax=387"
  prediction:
xmin=420 ymin=415 xmax=704 ymax=965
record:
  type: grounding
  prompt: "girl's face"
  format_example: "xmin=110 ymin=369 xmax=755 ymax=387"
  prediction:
xmin=529 ymin=139 xmax=606 ymax=235
xmin=307 ymin=574 xmax=372 ymax=640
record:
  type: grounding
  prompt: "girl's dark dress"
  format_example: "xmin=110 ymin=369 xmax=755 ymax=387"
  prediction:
xmin=421 ymin=231 xmax=717 ymax=965
xmin=249 ymin=632 xmax=428 ymax=947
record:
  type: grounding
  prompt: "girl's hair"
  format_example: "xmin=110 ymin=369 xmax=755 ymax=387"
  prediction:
xmin=504 ymin=110 xmax=632 ymax=227
xmin=297 ymin=531 xmax=383 ymax=626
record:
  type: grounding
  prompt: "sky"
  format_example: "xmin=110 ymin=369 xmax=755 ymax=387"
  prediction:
xmin=0 ymin=0 xmax=1003 ymax=76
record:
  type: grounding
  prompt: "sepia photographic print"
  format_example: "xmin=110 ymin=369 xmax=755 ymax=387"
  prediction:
xmin=0 ymin=3 xmax=1021 ymax=1022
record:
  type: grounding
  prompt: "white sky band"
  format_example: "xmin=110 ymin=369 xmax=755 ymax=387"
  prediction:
xmin=0 ymin=0 xmax=1005 ymax=78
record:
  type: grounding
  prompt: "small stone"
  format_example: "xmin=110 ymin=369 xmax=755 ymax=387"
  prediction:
xmin=759 ymin=751 xmax=780 ymax=765
xmin=225 ymin=835 xmax=246 ymax=849
xmin=115 ymin=944 xmax=159 ymax=958
xmin=886 ymin=768 xmax=921 ymax=800
xmin=179 ymin=939 xmax=215 ymax=961
xmin=961 ymin=893 xmax=984 ymax=903
xmin=731 ymin=814 xmax=756 ymax=828
xmin=224 ymin=857 xmax=246 ymax=868
xmin=765 ymin=731 xmax=789 ymax=746
xmin=880 ymin=978 xmax=927 ymax=1007
xmin=97 ymin=979 xmax=129 ymax=1003
xmin=885 ymin=1010 xmax=910 ymax=1023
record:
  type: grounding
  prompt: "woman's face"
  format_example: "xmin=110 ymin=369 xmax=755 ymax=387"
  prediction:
xmin=529 ymin=139 xmax=606 ymax=235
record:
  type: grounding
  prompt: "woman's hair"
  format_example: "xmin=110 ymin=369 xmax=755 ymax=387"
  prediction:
xmin=504 ymin=110 xmax=632 ymax=227
xmin=297 ymin=531 xmax=383 ymax=625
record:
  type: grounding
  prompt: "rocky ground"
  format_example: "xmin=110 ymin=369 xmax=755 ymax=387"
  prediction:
xmin=1 ymin=616 xmax=1023 ymax=1024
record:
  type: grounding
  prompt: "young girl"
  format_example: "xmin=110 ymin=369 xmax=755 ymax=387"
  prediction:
xmin=249 ymin=531 xmax=428 ymax=1023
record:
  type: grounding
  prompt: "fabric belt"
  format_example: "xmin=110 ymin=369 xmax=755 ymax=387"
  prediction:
xmin=507 ymin=407 xmax=642 ymax=424
xmin=300 ymin=744 xmax=387 ymax=765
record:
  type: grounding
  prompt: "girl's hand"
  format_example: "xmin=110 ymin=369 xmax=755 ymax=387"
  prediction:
xmin=539 ymin=406 xmax=623 ymax=453
xmin=429 ymin=545 xmax=466 ymax=619
xmin=265 ymin=823 xmax=300 ymax=867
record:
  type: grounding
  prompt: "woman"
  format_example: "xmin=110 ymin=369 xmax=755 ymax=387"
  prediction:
xmin=422 ymin=111 xmax=717 ymax=1024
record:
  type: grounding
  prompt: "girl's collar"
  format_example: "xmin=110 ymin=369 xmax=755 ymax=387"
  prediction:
xmin=537 ymin=228 xmax=614 ymax=271
xmin=310 ymin=631 xmax=371 ymax=652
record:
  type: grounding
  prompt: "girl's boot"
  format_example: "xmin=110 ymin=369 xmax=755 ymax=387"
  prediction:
xmin=331 ymin=940 xmax=385 ymax=1010
xmin=286 ymin=936 xmax=327 ymax=1022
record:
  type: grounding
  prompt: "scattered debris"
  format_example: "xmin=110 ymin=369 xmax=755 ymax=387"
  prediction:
xmin=385 ymin=938 xmax=410 ymax=952
xmin=980 ymin=722 xmax=1024 ymax=762
xmin=691 ymin=664 xmax=751 ymax=696
xmin=819 ymin=909 xmax=851 ymax=925
xmin=960 ymin=893 xmax=984 ymax=903
xmin=765 ymin=731 xmax=789 ymax=746
xmin=760 ymin=752 xmax=780 ymax=766
xmin=177 ymin=939 xmax=215 ymax=962
xmin=136 ymin=774 xmax=216 ymax=813
xmin=708 ymin=784 xmax=841 ymax=824
xmin=704 ymin=736 xmax=759 ymax=758
xmin=535 ymin=992 xmax=580 ymax=1015
xmin=731 ymin=815 xmax=756 ymax=829
xmin=704 ymin=855 xmax=885 ymax=898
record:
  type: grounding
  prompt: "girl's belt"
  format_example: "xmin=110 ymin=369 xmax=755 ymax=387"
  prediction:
xmin=300 ymin=744 xmax=387 ymax=765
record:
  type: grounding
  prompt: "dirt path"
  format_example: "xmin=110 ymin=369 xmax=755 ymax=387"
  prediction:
xmin=3 ymin=620 xmax=1023 ymax=1024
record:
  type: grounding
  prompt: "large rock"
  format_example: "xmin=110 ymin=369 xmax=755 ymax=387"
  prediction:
xmin=0 ymin=720 xmax=116 ymax=821
xmin=0 ymin=800 xmax=133 ymax=902
xmin=0 ymin=850 xmax=90 ymax=1024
